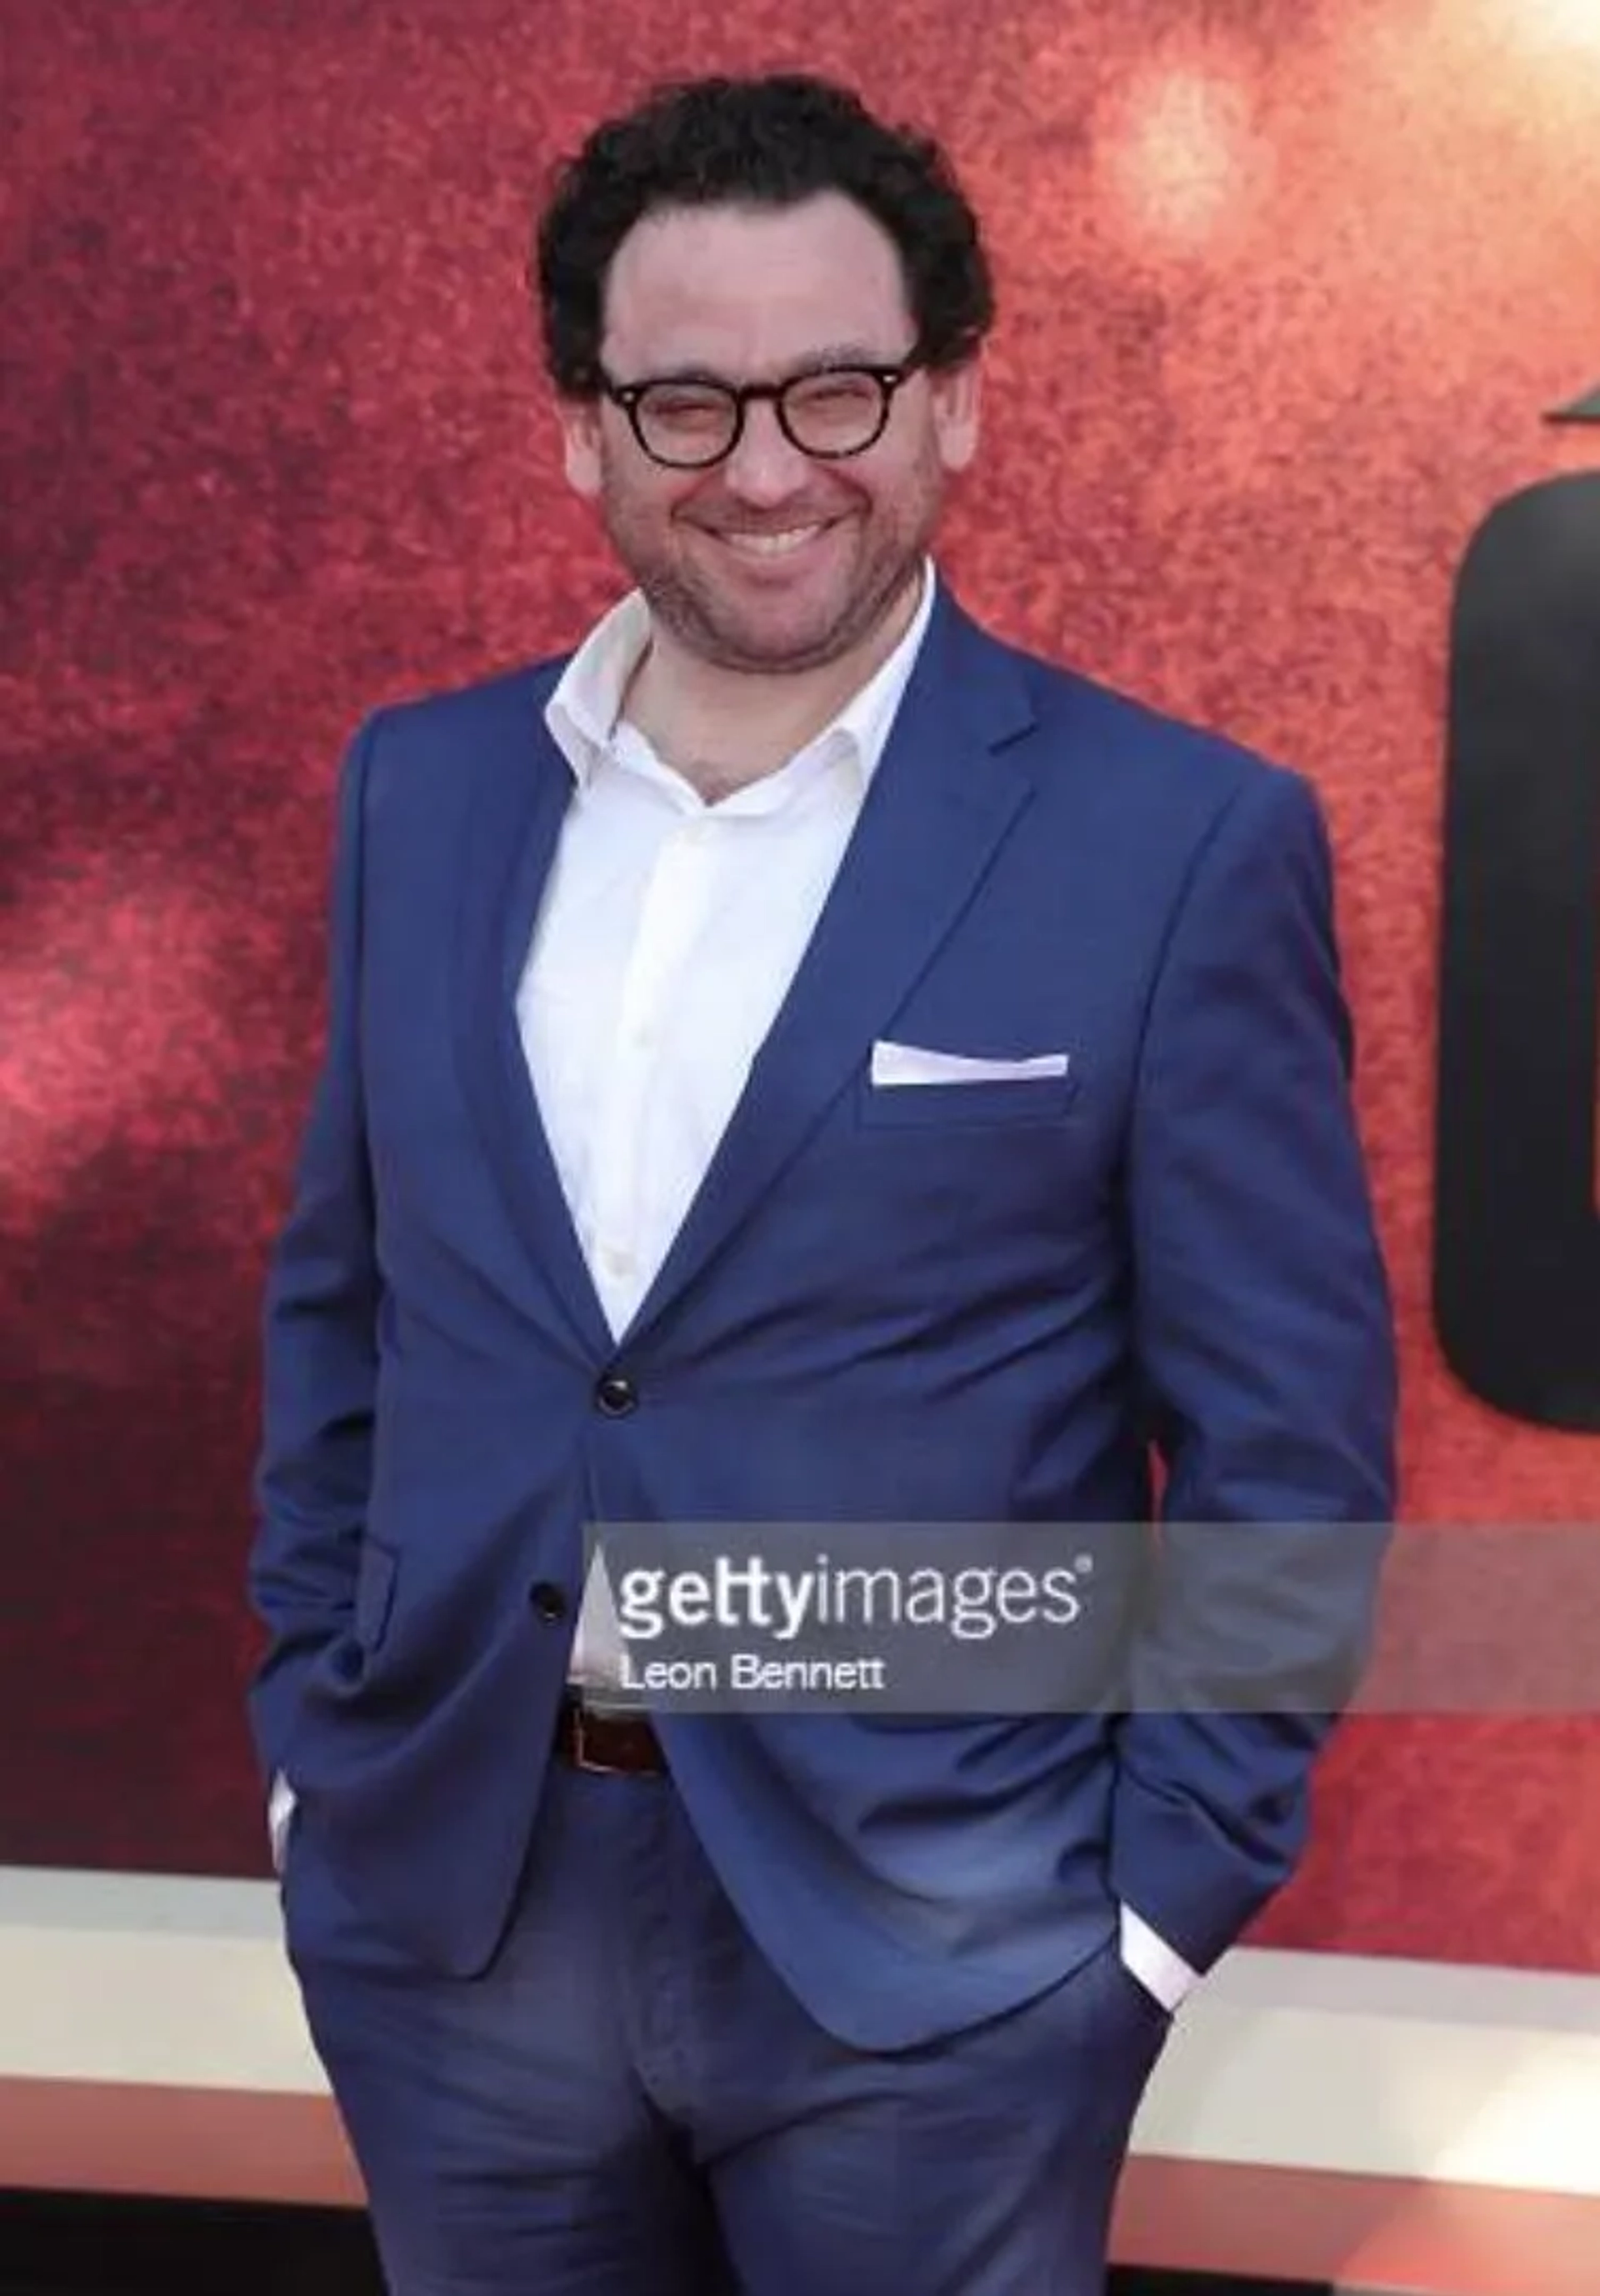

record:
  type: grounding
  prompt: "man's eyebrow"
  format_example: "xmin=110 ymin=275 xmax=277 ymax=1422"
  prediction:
xmin=788 ymin=342 xmax=901 ymax=370
xmin=628 ymin=343 xmax=902 ymax=385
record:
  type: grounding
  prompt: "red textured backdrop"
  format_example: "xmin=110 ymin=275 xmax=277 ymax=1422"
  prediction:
xmin=2 ymin=0 xmax=1597 ymax=1966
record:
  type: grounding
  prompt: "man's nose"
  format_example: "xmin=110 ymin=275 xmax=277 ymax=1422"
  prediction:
xmin=719 ymin=399 xmax=814 ymax=504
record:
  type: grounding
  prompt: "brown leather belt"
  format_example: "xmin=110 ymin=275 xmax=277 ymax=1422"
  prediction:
xmin=555 ymin=1693 xmax=668 ymax=1776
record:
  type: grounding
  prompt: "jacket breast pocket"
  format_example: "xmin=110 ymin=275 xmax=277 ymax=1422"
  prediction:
xmin=858 ymin=1072 xmax=1081 ymax=1128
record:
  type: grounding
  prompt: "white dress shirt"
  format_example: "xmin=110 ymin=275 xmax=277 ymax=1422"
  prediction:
xmin=518 ymin=563 xmax=1198 ymax=2015
xmin=528 ymin=565 xmax=934 ymax=1689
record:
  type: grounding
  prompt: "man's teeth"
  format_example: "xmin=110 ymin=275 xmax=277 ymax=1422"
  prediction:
xmin=722 ymin=525 xmax=826 ymax=556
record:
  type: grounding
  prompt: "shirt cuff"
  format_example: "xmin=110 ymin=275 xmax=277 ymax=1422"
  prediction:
xmin=268 ymin=1771 xmax=297 ymax=1876
xmin=1118 ymin=1900 xmax=1200 ymax=2012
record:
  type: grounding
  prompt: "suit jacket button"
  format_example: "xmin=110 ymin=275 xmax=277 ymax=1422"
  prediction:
xmin=529 ymin=1581 xmax=568 ymax=1622
xmin=594 ymin=1372 xmax=638 ymax=1417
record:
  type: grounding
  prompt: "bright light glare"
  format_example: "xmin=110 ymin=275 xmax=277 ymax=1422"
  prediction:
xmin=1097 ymin=65 xmax=1262 ymax=256
xmin=0 ymin=874 xmax=221 ymax=1228
xmin=1477 ymin=0 xmax=1600 ymax=54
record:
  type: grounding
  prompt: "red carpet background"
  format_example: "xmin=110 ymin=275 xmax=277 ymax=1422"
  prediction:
xmin=2 ymin=0 xmax=1598 ymax=1965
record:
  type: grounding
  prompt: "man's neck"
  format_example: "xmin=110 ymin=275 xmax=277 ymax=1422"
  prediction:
xmin=620 ymin=575 xmax=923 ymax=803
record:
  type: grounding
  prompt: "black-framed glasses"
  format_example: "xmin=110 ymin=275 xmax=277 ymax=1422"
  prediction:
xmin=598 ymin=352 xmax=928 ymax=470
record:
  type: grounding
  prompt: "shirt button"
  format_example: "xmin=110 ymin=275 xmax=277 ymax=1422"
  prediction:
xmin=594 ymin=1372 xmax=638 ymax=1417
xmin=600 ymin=1243 xmax=635 ymax=1278
xmin=528 ymin=1581 xmax=568 ymax=1622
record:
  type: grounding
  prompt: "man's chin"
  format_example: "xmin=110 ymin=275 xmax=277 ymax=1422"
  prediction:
xmin=703 ymin=626 xmax=856 ymax=677
xmin=669 ymin=594 xmax=865 ymax=678
xmin=678 ymin=568 xmax=922 ymax=679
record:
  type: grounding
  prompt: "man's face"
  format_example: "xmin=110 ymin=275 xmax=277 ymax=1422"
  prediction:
xmin=558 ymin=193 xmax=981 ymax=676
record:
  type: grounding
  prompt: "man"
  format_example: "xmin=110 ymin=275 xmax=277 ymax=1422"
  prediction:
xmin=248 ymin=70 xmax=1396 ymax=2296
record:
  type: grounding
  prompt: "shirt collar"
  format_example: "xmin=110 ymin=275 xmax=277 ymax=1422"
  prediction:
xmin=544 ymin=558 xmax=938 ymax=795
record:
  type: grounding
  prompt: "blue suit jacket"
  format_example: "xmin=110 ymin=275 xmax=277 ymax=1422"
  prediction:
xmin=248 ymin=584 xmax=1396 ymax=2048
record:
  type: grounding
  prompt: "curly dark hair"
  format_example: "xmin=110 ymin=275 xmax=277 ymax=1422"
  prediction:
xmin=532 ymin=73 xmax=994 ymax=398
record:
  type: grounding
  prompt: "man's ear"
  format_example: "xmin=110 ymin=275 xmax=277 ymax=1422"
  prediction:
xmin=558 ymin=398 xmax=604 ymax=499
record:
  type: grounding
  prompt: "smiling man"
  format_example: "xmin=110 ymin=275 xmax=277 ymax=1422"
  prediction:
xmin=248 ymin=71 xmax=1397 ymax=2296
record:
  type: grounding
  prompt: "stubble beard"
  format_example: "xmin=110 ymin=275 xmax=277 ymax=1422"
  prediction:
xmin=598 ymin=459 xmax=942 ymax=680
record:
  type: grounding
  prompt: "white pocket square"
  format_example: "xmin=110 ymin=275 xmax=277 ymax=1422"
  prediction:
xmin=869 ymin=1040 xmax=1071 ymax=1087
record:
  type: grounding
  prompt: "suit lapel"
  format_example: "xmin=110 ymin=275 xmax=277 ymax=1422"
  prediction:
xmin=621 ymin=596 xmax=1037 ymax=1348
xmin=452 ymin=680 xmax=615 ymax=1361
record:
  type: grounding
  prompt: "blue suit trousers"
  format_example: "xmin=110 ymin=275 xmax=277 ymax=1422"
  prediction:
xmin=287 ymin=1759 xmax=1170 ymax=2295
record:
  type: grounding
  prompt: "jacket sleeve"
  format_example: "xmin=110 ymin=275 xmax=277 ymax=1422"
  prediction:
xmin=245 ymin=715 xmax=382 ymax=1784
xmin=1108 ymin=763 xmax=1398 ymax=1972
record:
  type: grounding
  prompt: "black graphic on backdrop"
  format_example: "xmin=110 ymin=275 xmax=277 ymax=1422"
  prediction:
xmin=1435 ymin=468 xmax=1600 ymax=1431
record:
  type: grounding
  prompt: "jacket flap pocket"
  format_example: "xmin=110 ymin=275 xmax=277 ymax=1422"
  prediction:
xmin=353 ymin=1538 xmax=399 ymax=1650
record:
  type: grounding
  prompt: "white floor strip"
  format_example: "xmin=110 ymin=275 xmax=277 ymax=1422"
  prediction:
xmin=3 ymin=1865 xmax=1598 ymax=2196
